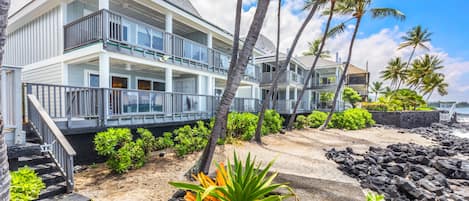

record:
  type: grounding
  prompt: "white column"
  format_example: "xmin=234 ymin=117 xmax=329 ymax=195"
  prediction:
xmin=62 ymin=63 xmax=68 ymax=85
xmin=165 ymin=12 xmax=173 ymax=33
xmin=165 ymin=68 xmax=173 ymax=92
xmin=251 ymin=86 xmax=256 ymax=99
xmin=60 ymin=1 xmax=67 ymax=52
xmin=99 ymin=53 xmax=110 ymax=88
xmin=99 ymin=0 xmax=109 ymax=10
xmin=294 ymin=87 xmax=298 ymax=101
xmin=207 ymin=32 xmax=213 ymax=48
xmin=207 ymin=76 xmax=214 ymax=95
xmin=286 ymin=86 xmax=290 ymax=100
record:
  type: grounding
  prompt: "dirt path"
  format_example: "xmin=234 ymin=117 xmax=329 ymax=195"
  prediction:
xmin=74 ymin=127 xmax=433 ymax=201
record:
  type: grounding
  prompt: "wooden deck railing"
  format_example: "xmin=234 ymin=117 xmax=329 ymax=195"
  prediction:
xmin=25 ymin=83 xmax=261 ymax=128
xmin=64 ymin=9 xmax=260 ymax=82
xmin=27 ymin=94 xmax=76 ymax=192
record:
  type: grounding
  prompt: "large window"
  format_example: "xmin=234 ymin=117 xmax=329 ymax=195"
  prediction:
xmin=152 ymin=30 xmax=164 ymax=51
xmin=137 ymin=26 xmax=151 ymax=47
xmin=112 ymin=76 xmax=128 ymax=89
xmin=183 ymin=41 xmax=208 ymax=63
xmin=137 ymin=79 xmax=165 ymax=91
xmin=89 ymin=73 xmax=99 ymax=87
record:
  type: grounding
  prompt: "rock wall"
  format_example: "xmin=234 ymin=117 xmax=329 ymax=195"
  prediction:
xmin=370 ymin=111 xmax=440 ymax=128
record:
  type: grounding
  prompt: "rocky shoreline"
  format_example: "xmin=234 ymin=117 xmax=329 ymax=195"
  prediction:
xmin=326 ymin=123 xmax=469 ymax=201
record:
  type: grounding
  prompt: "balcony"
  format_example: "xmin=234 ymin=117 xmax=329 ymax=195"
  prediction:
xmin=63 ymin=9 xmax=259 ymax=82
xmin=274 ymin=100 xmax=310 ymax=114
xmin=346 ymin=73 xmax=369 ymax=85
xmin=261 ymin=71 xmax=304 ymax=85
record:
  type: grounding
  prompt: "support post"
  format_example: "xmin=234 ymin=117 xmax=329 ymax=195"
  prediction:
xmin=99 ymin=53 xmax=110 ymax=124
xmin=165 ymin=12 xmax=173 ymax=33
xmin=207 ymin=32 xmax=213 ymax=48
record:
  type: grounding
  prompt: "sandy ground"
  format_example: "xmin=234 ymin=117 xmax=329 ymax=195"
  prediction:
xmin=75 ymin=127 xmax=433 ymax=201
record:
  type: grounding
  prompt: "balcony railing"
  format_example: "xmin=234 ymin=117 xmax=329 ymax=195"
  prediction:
xmin=64 ymin=9 xmax=259 ymax=82
xmin=25 ymin=83 xmax=261 ymax=128
xmin=261 ymin=71 xmax=303 ymax=85
xmin=274 ymin=99 xmax=310 ymax=114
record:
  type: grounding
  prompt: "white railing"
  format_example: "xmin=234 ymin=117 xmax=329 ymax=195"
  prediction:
xmin=27 ymin=95 xmax=76 ymax=192
xmin=440 ymin=102 xmax=457 ymax=122
xmin=0 ymin=66 xmax=24 ymax=145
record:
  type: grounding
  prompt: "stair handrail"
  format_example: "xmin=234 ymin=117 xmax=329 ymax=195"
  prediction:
xmin=27 ymin=94 xmax=76 ymax=192
xmin=447 ymin=102 xmax=457 ymax=121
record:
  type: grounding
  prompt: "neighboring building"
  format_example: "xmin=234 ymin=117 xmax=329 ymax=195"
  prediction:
xmin=346 ymin=64 xmax=369 ymax=101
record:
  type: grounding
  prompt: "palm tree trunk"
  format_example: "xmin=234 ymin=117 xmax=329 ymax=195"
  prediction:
xmin=219 ymin=0 xmax=243 ymax=140
xmin=397 ymin=46 xmax=416 ymax=89
xmin=198 ymin=0 xmax=270 ymax=174
xmin=426 ymin=91 xmax=433 ymax=101
xmin=320 ymin=16 xmax=362 ymax=131
xmin=255 ymin=0 xmax=282 ymax=144
xmin=271 ymin=88 xmax=279 ymax=109
xmin=0 ymin=1 xmax=11 ymax=200
xmin=254 ymin=3 xmax=319 ymax=142
xmin=287 ymin=0 xmax=336 ymax=130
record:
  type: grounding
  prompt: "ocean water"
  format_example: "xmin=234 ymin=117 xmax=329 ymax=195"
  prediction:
xmin=455 ymin=107 xmax=469 ymax=114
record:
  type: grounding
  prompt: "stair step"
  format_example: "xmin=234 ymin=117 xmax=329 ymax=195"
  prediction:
xmin=31 ymin=163 xmax=60 ymax=176
xmin=41 ymin=172 xmax=65 ymax=186
xmin=38 ymin=182 xmax=67 ymax=200
xmin=18 ymin=156 xmax=52 ymax=167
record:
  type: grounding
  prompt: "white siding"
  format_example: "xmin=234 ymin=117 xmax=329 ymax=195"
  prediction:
xmin=23 ymin=63 xmax=63 ymax=84
xmin=5 ymin=6 xmax=62 ymax=66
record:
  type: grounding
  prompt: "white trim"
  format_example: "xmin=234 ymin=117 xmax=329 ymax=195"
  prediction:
xmin=84 ymin=70 xmax=100 ymax=87
xmin=110 ymin=73 xmax=131 ymax=89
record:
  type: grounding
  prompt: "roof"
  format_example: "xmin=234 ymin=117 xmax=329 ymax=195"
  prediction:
xmin=253 ymin=34 xmax=276 ymax=54
xmin=347 ymin=64 xmax=367 ymax=74
xmin=296 ymin=55 xmax=340 ymax=69
xmin=165 ymin=0 xmax=201 ymax=17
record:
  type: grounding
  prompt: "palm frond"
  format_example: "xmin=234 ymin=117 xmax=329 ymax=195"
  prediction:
xmin=370 ymin=8 xmax=405 ymax=21
xmin=327 ymin=22 xmax=347 ymax=38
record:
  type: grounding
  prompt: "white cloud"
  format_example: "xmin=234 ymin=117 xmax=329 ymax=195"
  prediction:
xmin=191 ymin=0 xmax=469 ymax=101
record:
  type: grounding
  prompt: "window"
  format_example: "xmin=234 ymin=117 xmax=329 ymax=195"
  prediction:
xmin=153 ymin=82 xmax=165 ymax=91
xmin=123 ymin=25 xmax=129 ymax=42
xmin=138 ymin=80 xmax=152 ymax=90
xmin=112 ymin=76 xmax=128 ymax=89
xmin=152 ymin=30 xmax=164 ymax=51
xmin=89 ymin=73 xmax=99 ymax=87
xmin=138 ymin=26 xmax=151 ymax=47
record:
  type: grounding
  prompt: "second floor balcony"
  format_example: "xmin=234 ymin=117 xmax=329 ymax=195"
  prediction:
xmin=261 ymin=71 xmax=304 ymax=85
xmin=64 ymin=9 xmax=260 ymax=82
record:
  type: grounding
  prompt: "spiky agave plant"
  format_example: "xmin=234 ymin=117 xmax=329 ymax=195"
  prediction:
xmin=169 ymin=152 xmax=296 ymax=201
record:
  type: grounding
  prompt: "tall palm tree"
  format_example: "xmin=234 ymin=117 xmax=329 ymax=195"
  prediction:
xmin=255 ymin=0 xmax=325 ymax=141
xmin=198 ymin=0 xmax=271 ymax=174
xmin=421 ymin=73 xmax=448 ymax=101
xmin=319 ymin=0 xmax=405 ymax=130
xmin=383 ymin=86 xmax=393 ymax=97
xmin=397 ymin=25 xmax=432 ymax=89
xmin=408 ymin=54 xmax=444 ymax=90
xmin=286 ymin=0 xmax=336 ymax=130
xmin=380 ymin=57 xmax=407 ymax=89
xmin=303 ymin=39 xmax=331 ymax=58
xmin=0 ymin=1 xmax=11 ymax=200
xmin=370 ymin=81 xmax=384 ymax=101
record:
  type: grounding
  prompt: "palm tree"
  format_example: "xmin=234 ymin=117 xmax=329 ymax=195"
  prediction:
xmin=421 ymin=73 xmax=448 ymax=101
xmin=408 ymin=54 xmax=444 ymax=90
xmin=0 ymin=1 xmax=11 ymax=199
xmin=319 ymin=0 xmax=405 ymax=130
xmin=286 ymin=0 xmax=336 ymax=130
xmin=198 ymin=0 xmax=271 ymax=174
xmin=270 ymin=0 xmax=282 ymax=112
xmin=397 ymin=25 xmax=432 ymax=89
xmin=370 ymin=81 xmax=384 ymax=101
xmin=255 ymin=0 xmax=325 ymax=141
xmin=303 ymin=39 xmax=331 ymax=58
xmin=383 ymin=86 xmax=393 ymax=97
xmin=380 ymin=57 xmax=407 ymax=89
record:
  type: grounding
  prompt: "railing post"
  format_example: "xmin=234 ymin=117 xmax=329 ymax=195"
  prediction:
xmin=101 ymin=88 xmax=109 ymax=126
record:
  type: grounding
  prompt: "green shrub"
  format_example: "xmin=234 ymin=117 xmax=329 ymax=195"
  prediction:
xmin=155 ymin=132 xmax=174 ymax=150
xmin=136 ymin=128 xmax=156 ymax=153
xmin=342 ymin=87 xmax=362 ymax=107
xmin=307 ymin=111 xmax=328 ymax=128
xmin=173 ymin=121 xmax=210 ymax=156
xmin=294 ymin=115 xmax=308 ymax=129
xmin=366 ymin=192 xmax=385 ymax=201
xmin=94 ymin=128 xmax=150 ymax=173
xmin=262 ymin=110 xmax=284 ymax=135
xmin=10 ymin=167 xmax=46 ymax=201
xmin=227 ymin=112 xmax=258 ymax=141
xmin=361 ymin=102 xmax=388 ymax=111
xmin=378 ymin=89 xmax=426 ymax=111
xmin=337 ymin=108 xmax=375 ymax=130
xmin=329 ymin=112 xmax=343 ymax=129
xmin=94 ymin=128 xmax=132 ymax=157
xmin=416 ymin=106 xmax=434 ymax=111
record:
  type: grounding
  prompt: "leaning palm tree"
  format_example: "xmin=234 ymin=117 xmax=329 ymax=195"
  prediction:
xmin=269 ymin=0 xmax=282 ymax=111
xmin=408 ymin=54 xmax=444 ymax=90
xmin=0 ymin=1 xmax=11 ymax=200
xmin=198 ymin=0 xmax=271 ymax=174
xmin=255 ymin=0 xmax=326 ymax=142
xmin=380 ymin=57 xmax=407 ymax=89
xmin=319 ymin=0 xmax=405 ymax=130
xmin=397 ymin=25 xmax=432 ymax=89
xmin=370 ymin=81 xmax=384 ymax=101
xmin=286 ymin=0 xmax=337 ymax=130
xmin=303 ymin=39 xmax=331 ymax=58
xmin=421 ymin=73 xmax=448 ymax=101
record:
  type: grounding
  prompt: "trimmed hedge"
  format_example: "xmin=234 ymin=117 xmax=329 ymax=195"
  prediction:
xmin=304 ymin=109 xmax=375 ymax=130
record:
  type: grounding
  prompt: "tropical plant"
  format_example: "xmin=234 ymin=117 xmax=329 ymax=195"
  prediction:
xmin=336 ymin=108 xmax=375 ymax=130
xmin=256 ymin=0 xmax=325 ymax=141
xmin=369 ymin=81 xmax=384 ymax=101
xmin=366 ymin=192 xmax=385 ymax=201
xmin=170 ymin=153 xmax=296 ymax=201
xmin=378 ymin=89 xmax=426 ymax=111
xmin=361 ymin=102 xmax=388 ymax=112
xmin=383 ymin=86 xmax=393 ymax=97
xmin=342 ymin=87 xmax=362 ymax=108
xmin=294 ymin=115 xmax=308 ymax=129
xmin=199 ymin=0 xmax=270 ymax=174
xmin=287 ymin=0 xmax=337 ymax=130
xmin=10 ymin=167 xmax=46 ymax=201
xmin=421 ymin=73 xmax=448 ymax=100
xmin=226 ymin=112 xmax=258 ymax=141
xmin=320 ymin=92 xmax=334 ymax=103
xmin=174 ymin=121 xmax=210 ymax=157
xmin=155 ymin=132 xmax=175 ymax=150
xmin=380 ymin=57 xmax=407 ymax=89
xmin=136 ymin=128 xmax=156 ymax=154
xmin=307 ymin=111 xmax=328 ymax=128
xmin=261 ymin=110 xmax=284 ymax=135
xmin=303 ymin=39 xmax=331 ymax=58
xmin=320 ymin=0 xmax=405 ymax=130
xmin=397 ymin=25 xmax=432 ymax=89
xmin=0 ymin=1 xmax=12 ymax=199
xmin=408 ymin=54 xmax=445 ymax=90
